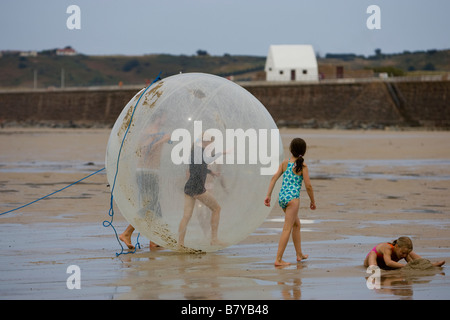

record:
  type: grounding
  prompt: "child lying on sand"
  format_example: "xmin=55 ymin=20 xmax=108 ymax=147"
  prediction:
xmin=364 ymin=236 xmax=445 ymax=269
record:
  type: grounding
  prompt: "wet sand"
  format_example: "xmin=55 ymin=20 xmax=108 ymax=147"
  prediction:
xmin=1 ymin=127 xmax=449 ymax=300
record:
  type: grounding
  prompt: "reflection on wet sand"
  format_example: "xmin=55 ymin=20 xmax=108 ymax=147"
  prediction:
xmin=117 ymin=250 xmax=271 ymax=300
xmin=365 ymin=264 xmax=446 ymax=299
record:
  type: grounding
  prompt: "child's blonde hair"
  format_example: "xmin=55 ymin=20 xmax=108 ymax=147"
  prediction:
xmin=392 ymin=236 xmax=413 ymax=250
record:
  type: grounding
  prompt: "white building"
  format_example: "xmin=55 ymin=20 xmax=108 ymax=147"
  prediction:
xmin=56 ymin=47 xmax=77 ymax=56
xmin=20 ymin=51 xmax=38 ymax=57
xmin=265 ymin=45 xmax=318 ymax=82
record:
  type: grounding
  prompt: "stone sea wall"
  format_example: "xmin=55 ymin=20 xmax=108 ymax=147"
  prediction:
xmin=0 ymin=80 xmax=449 ymax=129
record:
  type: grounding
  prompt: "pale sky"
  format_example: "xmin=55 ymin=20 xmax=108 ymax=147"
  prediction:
xmin=0 ymin=0 xmax=448 ymax=57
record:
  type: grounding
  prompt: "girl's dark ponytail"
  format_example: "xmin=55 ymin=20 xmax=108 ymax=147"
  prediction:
xmin=294 ymin=156 xmax=304 ymax=174
xmin=290 ymin=138 xmax=307 ymax=174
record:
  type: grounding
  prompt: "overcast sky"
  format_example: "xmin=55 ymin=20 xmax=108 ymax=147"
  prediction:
xmin=0 ymin=0 xmax=448 ymax=57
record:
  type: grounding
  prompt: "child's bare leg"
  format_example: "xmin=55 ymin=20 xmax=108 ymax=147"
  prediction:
xmin=292 ymin=214 xmax=308 ymax=261
xmin=275 ymin=200 xmax=298 ymax=266
xmin=364 ymin=251 xmax=378 ymax=268
xmin=178 ymin=194 xmax=196 ymax=246
xmin=195 ymin=191 xmax=223 ymax=245
xmin=210 ymin=206 xmax=222 ymax=246
xmin=119 ymin=225 xmax=135 ymax=249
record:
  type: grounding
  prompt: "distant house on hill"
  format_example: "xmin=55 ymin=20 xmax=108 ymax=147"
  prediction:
xmin=20 ymin=51 xmax=38 ymax=57
xmin=56 ymin=47 xmax=77 ymax=56
xmin=265 ymin=45 xmax=318 ymax=82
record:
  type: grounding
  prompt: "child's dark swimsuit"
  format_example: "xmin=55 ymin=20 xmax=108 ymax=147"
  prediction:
xmin=278 ymin=161 xmax=303 ymax=209
xmin=184 ymin=145 xmax=222 ymax=197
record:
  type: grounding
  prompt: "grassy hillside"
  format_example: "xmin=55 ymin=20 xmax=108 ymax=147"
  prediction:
xmin=0 ymin=54 xmax=266 ymax=89
xmin=1 ymin=49 xmax=448 ymax=89
xmin=319 ymin=49 xmax=450 ymax=76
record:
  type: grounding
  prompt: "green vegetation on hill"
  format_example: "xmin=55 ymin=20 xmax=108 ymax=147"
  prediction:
xmin=0 ymin=48 xmax=448 ymax=89
xmin=0 ymin=53 xmax=266 ymax=89
xmin=319 ymin=49 xmax=450 ymax=74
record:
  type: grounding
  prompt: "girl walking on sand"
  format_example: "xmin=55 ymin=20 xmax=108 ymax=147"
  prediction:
xmin=264 ymin=138 xmax=316 ymax=266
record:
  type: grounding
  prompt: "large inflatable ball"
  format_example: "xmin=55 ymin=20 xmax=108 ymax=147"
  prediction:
xmin=106 ymin=73 xmax=282 ymax=253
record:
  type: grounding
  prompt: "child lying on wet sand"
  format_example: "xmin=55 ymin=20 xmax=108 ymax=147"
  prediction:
xmin=364 ymin=236 xmax=445 ymax=270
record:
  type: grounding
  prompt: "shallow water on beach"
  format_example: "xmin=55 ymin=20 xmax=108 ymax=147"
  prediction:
xmin=310 ymin=158 xmax=450 ymax=181
xmin=0 ymin=160 xmax=104 ymax=174
xmin=1 ymin=128 xmax=449 ymax=300
xmin=1 ymin=216 xmax=448 ymax=300
xmin=2 ymin=158 xmax=449 ymax=183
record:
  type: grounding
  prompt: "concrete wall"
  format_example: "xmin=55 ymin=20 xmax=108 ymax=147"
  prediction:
xmin=1 ymin=80 xmax=449 ymax=128
xmin=0 ymin=89 xmax=136 ymax=127
xmin=244 ymin=80 xmax=450 ymax=128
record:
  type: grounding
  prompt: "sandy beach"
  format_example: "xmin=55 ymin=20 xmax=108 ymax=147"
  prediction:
xmin=0 ymin=127 xmax=449 ymax=301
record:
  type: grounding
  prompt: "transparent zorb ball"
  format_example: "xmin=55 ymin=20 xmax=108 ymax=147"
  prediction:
xmin=106 ymin=73 xmax=282 ymax=252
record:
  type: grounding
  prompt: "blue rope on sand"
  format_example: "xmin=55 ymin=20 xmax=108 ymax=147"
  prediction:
xmin=0 ymin=167 xmax=105 ymax=216
xmin=0 ymin=72 xmax=162 ymax=257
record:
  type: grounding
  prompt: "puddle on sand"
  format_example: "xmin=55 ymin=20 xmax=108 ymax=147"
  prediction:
xmin=0 ymin=160 xmax=104 ymax=174
xmin=309 ymin=159 xmax=450 ymax=181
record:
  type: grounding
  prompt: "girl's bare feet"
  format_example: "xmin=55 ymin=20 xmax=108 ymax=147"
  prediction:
xmin=119 ymin=233 xmax=135 ymax=249
xmin=297 ymin=254 xmax=309 ymax=262
xmin=433 ymin=260 xmax=445 ymax=267
xmin=275 ymin=260 xmax=291 ymax=266
xmin=211 ymin=239 xmax=227 ymax=247
xmin=150 ymin=241 xmax=162 ymax=249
